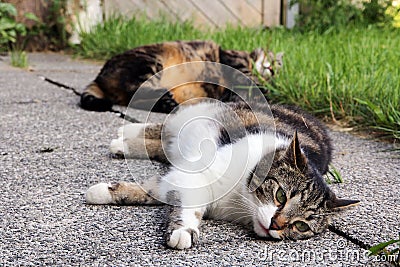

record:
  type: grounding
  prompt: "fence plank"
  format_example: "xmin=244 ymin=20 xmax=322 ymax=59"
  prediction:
xmin=188 ymin=0 xmax=240 ymax=27
xmin=160 ymin=0 xmax=215 ymax=28
xmin=218 ymin=0 xmax=261 ymax=26
xmin=103 ymin=0 xmax=282 ymax=28
xmin=246 ymin=0 xmax=263 ymax=13
xmin=263 ymin=0 xmax=281 ymax=26
xmin=104 ymin=0 xmax=172 ymax=20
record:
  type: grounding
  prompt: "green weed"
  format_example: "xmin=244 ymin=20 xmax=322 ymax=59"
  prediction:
xmin=10 ymin=49 xmax=28 ymax=68
xmin=325 ymin=165 xmax=343 ymax=184
xmin=75 ymin=16 xmax=203 ymax=59
xmin=369 ymin=236 xmax=400 ymax=266
xmin=0 ymin=2 xmax=31 ymax=51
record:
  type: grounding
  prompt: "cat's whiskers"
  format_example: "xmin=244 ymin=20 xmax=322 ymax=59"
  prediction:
xmin=212 ymin=199 xmax=255 ymax=222
xmin=212 ymin=208 xmax=253 ymax=224
xmin=216 ymin=202 xmax=255 ymax=216
xmin=212 ymin=191 xmax=258 ymax=224
xmin=234 ymin=190 xmax=259 ymax=207
xmin=223 ymin=197 xmax=255 ymax=210
xmin=230 ymin=214 xmax=254 ymax=224
xmin=217 ymin=202 xmax=256 ymax=220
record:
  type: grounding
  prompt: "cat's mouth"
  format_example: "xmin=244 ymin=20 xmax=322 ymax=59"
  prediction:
xmin=254 ymin=220 xmax=271 ymax=237
xmin=257 ymin=220 xmax=270 ymax=236
xmin=256 ymin=220 xmax=284 ymax=240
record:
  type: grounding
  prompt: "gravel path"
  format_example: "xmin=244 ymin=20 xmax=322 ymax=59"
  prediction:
xmin=0 ymin=53 xmax=398 ymax=266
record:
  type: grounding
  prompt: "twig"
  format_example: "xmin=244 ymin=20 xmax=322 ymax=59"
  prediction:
xmin=328 ymin=224 xmax=371 ymax=250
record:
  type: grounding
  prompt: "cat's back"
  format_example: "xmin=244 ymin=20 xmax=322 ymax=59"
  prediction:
xmin=101 ymin=40 xmax=220 ymax=70
xmin=163 ymin=102 xmax=331 ymax=175
xmin=271 ymin=105 xmax=332 ymax=174
xmin=213 ymin=102 xmax=332 ymax=174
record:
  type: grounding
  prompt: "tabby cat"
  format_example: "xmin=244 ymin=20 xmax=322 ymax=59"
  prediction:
xmin=86 ymin=101 xmax=359 ymax=249
xmin=80 ymin=40 xmax=283 ymax=113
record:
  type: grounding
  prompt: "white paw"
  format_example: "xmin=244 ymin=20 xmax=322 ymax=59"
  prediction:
xmin=109 ymin=137 xmax=128 ymax=155
xmin=85 ymin=183 xmax=115 ymax=204
xmin=167 ymin=227 xmax=199 ymax=250
xmin=117 ymin=123 xmax=146 ymax=139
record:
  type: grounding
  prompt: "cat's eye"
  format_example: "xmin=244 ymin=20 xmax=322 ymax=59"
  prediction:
xmin=275 ymin=187 xmax=287 ymax=205
xmin=294 ymin=221 xmax=310 ymax=232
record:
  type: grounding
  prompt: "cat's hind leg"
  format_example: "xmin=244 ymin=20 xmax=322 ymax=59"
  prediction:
xmin=86 ymin=176 xmax=162 ymax=205
xmin=110 ymin=123 xmax=166 ymax=162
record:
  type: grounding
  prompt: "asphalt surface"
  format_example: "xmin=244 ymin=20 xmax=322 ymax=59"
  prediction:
xmin=0 ymin=53 xmax=399 ymax=266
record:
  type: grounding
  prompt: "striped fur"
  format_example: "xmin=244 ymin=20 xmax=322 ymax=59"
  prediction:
xmin=86 ymin=102 xmax=359 ymax=249
xmin=80 ymin=40 xmax=283 ymax=113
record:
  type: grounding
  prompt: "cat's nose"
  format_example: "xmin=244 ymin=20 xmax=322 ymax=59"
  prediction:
xmin=269 ymin=218 xmax=282 ymax=230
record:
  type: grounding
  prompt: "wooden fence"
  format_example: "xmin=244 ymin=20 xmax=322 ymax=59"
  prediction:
xmin=4 ymin=0 xmax=297 ymax=44
xmin=5 ymin=0 xmax=287 ymax=28
xmin=103 ymin=0 xmax=283 ymax=28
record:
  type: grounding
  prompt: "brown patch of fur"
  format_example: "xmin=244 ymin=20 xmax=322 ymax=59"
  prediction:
xmin=108 ymin=182 xmax=158 ymax=205
xmin=160 ymin=43 xmax=187 ymax=68
xmin=142 ymin=124 xmax=167 ymax=161
xmin=170 ymin=83 xmax=208 ymax=104
xmin=144 ymin=139 xmax=167 ymax=162
xmin=194 ymin=211 xmax=203 ymax=220
xmin=85 ymin=82 xmax=106 ymax=99
xmin=144 ymin=124 xmax=162 ymax=139
xmin=273 ymin=214 xmax=288 ymax=229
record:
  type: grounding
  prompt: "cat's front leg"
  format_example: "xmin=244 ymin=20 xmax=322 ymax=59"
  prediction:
xmin=86 ymin=179 xmax=161 ymax=205
xmin=164 ymin=191 xmax=206 ymax=250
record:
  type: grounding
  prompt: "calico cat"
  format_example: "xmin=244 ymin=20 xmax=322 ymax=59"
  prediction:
xmin=80 ymin=40 xmax=283 ymax=113
xmin=85 ymin=102 xmax=359 ymax=249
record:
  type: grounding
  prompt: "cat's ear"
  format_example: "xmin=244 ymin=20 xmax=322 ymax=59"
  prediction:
xmin=248 ymin=172 xmax=264 ymax=192
xmin=284 ymin=131 xmax=308 ymax=171
xmin=275 ymin=52 xmax=284 ymax=68
xmin=326 ymin=196 xmax=360 ymax=211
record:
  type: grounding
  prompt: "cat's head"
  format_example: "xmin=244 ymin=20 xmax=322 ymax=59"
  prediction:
xmin=248 ymin=132 xmax=359 ymax=240
xmin=250 ymin=49 xmax=283 ymax=80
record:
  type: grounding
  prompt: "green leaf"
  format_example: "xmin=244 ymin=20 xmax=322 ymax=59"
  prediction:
xmin=0 ymin=3 xmax=17 ymax=17
xmin=0 ymin=18 xmax=18 ymax=31
xmin=15 ymin=23 xmax=27 ymax=35
xmin=369 ymin=239 xmax=400 ymax=255
xmin=8 ymin=29 xmax=16 ymax=37
xmin=354 ymin=98 xmax=386 ymax=122
xmin=24 ymin=12 xmax=40 ymax=22
xmin=326 ymin=165 xmax=343 ymax=184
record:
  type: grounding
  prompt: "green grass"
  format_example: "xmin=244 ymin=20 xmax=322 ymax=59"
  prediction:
xmin=369 ymin=236 xmax=400 ymax=266
xmin=10 ymin=49 xmax=28 ymax=68
xmin=75 ymin=16 xmax=203 ymax=59
xmin=74 ymin=17 xmax=400 ymax=140
xmin=325 ymin=165 xmax=343 ymax=184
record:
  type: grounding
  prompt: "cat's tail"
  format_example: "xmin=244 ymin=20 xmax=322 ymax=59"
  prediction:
xmin=80 ymin=81 xmax=113 ymax=112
